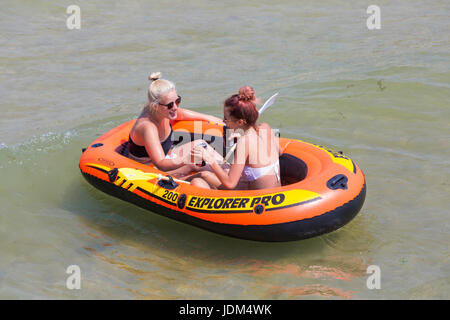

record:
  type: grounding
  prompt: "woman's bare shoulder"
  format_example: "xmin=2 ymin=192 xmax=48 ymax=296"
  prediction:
xmin=257 ymin=122 xmax=273 ymax=131
xmin=132 ymin=117 xmax=157 ymax=140
xmin=256 ymin=122 xmax=276 ymax=138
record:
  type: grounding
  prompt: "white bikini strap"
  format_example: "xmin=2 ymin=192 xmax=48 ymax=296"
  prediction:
xmin=273 ymin=161 xmax=280 ymax=182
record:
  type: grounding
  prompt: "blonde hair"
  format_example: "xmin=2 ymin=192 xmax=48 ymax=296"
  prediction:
xmin=147 ymin=72 xmax=175 ymax=117
xmin=147 ymin=72 xmax=176 ymax=103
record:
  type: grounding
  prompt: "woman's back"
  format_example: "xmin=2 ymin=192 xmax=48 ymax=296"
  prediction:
xmin=243 ymin=123 xmax=281 ymax=189
xmin=189 ymin=86 xmax=281 ymax=190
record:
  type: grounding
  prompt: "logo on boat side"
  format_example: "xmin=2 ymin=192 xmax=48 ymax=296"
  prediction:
xmin=186 ymin=193 xmax=285 ymax=212
xmin=317 ymin=146 xmax=350 ymax=161
xmin=313 ymin=144 xmax=355 ymax=173
xmin=97 ymin=157 xmax=115 ymax=167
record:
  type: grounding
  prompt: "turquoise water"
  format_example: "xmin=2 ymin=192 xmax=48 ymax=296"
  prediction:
xmin=0 ymin=0 xmax=449 ymax=299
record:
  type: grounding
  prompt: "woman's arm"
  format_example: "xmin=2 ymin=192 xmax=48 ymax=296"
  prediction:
xmin=142 ymin=125 xmax=188 ymax=171
xmin=210 ymin=161 xmax=245 ymax=190
xmin=177 ymin=108 xmax=224 ymax=125
xmin=194 ymin=136 xmax=247 ymax=189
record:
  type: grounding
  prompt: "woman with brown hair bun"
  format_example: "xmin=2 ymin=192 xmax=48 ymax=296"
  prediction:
xmin=190 ymin=86 xmax=281 ymax=190
xmin=128 ymin=72 xmax=224 ymax=175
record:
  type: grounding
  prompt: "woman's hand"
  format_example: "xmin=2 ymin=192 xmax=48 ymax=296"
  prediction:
xmin=192 ymin=143 xmax=216 ymax=165
xmin=187 ymin=162 xmax=202 ymax=172
xmin=210 ymin=116 xmax=225 ymax=126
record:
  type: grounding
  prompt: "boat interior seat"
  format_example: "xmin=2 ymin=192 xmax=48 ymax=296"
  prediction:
xmin=279 ymin=153 xmax=308 ymax=186
xmin=117 ymin=141 xmax=129 ymax=157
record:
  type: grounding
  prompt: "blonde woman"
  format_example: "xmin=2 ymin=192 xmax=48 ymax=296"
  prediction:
xmin=128 ymin=72 xmax=223 ymax=175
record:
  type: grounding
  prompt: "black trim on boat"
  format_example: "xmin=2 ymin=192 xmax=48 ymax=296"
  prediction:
xmin=81 ymin=171 xmax=366 ymax=242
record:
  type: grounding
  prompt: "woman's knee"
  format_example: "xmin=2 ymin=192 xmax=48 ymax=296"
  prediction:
xmin=199 ymin=171 xmax=214 ymax=179
xmin=191 ymin=177 xmax=210 ymax=189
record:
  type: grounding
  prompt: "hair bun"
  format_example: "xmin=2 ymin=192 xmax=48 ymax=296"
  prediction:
xmin=238 ymin=86 xmax=255 ymax=102
xmin=148 ymin=72 xmax=162 ymax=82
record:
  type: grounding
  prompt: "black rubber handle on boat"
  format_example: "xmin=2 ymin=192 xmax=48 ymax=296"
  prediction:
xmin=157 ymin=175 xmax=178 ymax=190
xmin=108 ymin=168 xmax=119 ymax=183
xmin=327 ymin=174 xmax=348 ymax=190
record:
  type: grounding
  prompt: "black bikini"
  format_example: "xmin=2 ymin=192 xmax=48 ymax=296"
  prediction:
xmin=128 ymin=124 xmax=173 ymax=158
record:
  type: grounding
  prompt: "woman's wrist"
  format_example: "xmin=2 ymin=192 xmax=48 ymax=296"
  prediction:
xmin=203 ymin=151 xmax=216 ymax=165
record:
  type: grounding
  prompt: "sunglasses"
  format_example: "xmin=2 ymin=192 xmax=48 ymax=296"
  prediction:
xmin=159 ymin=95 xmax=181 ymax=109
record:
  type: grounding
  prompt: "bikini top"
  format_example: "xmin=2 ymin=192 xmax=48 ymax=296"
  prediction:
xmin=242 ymin=160 xmax=280 ymax=182
xmin=128 ymin=124 xmax=173 ymax=158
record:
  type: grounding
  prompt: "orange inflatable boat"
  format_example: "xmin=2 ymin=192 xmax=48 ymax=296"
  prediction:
xmin=79 ymin=120 xmax=366 ymax=241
